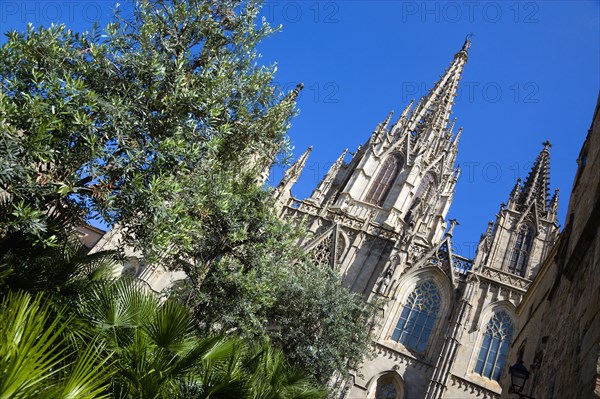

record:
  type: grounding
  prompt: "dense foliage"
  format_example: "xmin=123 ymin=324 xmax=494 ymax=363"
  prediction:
xmin=0 ymin=259 xmax=324 ymax=398
xmin=0 ymin=0 xmax=377 ymax=394
xmin=0 ymin=0 xmax=293 ymax=260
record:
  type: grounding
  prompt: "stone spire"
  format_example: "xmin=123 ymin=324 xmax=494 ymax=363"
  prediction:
xmin=548 ymin=188 xmax=560 ymax=218
xmin=401 ymin=36 xmax=471 ymax=154
xmin=288 ymin=82 xmax=305 ymax=102
xmin=273 ymin=146 xmax=312 ymax=208
xmin=473 ymin=141 xmax=559 ymax=278
xmin=392 ymin=99 xmax=415 ymax=133
xmin=356 ymin=38 xmax=471 ymax=161
xmin=383 ymin=110 xmax=394 ymax=129
xmin=508 ymin=178 xmax=522 ymax=206
xmin=308 ymin=148 xmax=349 ymax=205
xmin=291 ymin=39 xmax=471 ymax=246
xmin=519 ymin=141 xmax=552 ymax=210
xmin=257 ymin=83 xmax=305 ymax=184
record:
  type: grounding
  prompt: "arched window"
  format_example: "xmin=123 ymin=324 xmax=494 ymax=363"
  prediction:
xmin=375 ymin=383 xmax=397 ymax=399
xmin=474 ymin=311 xmax=514 ymax=381
xmin=364 ymin=154 xmax=403 ymax=206
xmin=121 ymin=257 xmax=140 ymax=278
xmin=508 ymin=224 xmax=534 ymax=276
xmin=372 ymin=373 xmax=403 ymax=399
xmin=391 ymin=280 xmax=441 ymax=352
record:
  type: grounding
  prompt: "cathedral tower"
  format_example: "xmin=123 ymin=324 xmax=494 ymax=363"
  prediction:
xmin=276 ymin=38 xmax=471 ymax=301
xmin=304 ymin=38 xmax=469 ymax=246
xmin=474 ymin=141 xmax=560 ymax=280
xmin=276 ymin=38 xmax=561 ymax=399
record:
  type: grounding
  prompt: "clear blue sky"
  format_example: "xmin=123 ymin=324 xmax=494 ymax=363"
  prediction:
xmin=1 ymin=1 xmax=598 ymax=258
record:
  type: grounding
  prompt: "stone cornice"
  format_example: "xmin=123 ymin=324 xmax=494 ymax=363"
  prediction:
xmin=475 ymin=266 xmax=531 ymax=293
xmin=373 ymin=342 xmax=434 ymax=372
xmin=285 ymin=198 xmax=400 ymax=241
xmin=449 ymin=374 xmax=501 ymax=399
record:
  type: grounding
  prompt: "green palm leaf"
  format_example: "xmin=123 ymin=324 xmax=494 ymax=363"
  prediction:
xmin=0 ymin=291 xmax=113 ymax=399
xmin=57 ymin=339 xmax=114 ymax=399
xmin=0 ymin=291 xmax=69 ymax=398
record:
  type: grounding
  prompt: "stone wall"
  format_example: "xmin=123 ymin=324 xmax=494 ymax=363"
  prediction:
xmin=501 ymin=95 xmax=600 ymax=399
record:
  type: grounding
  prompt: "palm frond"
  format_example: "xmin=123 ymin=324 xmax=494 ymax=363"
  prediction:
xmin=57 ymin=339 xmax=115 ymax=399
xmin=0 ymin=291 xmax=70 ymax=398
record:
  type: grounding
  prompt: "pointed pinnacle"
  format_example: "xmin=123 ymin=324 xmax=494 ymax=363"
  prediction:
xmin=323 ymin=148 xmax=348 ymax=178
xmin=452 ymin=127 xmax=463 ymax=146
xmin=457 ymin=33 xmax=474 ymax=58
xmin=401 ymin=100 xmax=415 ymax=119
xmin=542 ymin=140 xmax=552 ymax=150
xmin=392 ymin=100 xmax=414 ymax=133
xmin=299 ymin=145 xmax=312 ymax=161
xmin=448 ymin=118 xmax=457 ymax=134
xmin=274 ymin=145 xmax=311 ymax=198
xmin=486 ymin=220 xmax=494 ymax=235
xmin=288 ymin=83 xmax=304 ymax=102
xmin=509 ymin=178 xmax=522 ymax=202
xmin=549 ymin=188 xmax=559 ymax=213
xmin=285 ymin=146 xmax=311 ymax=178
xmin=520 ymin=143 xmax=552 ymax=208
xmin=383 ymin=110 xmax=394 ymax=129
xmin=336 ymin=148 xmax=349 ymax=163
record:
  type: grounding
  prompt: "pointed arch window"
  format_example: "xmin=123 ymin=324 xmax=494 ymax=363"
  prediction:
xmin=474 ymin=311 xmax=514 ymax=381
xmin=375 ymin=383 xmax=398 ymax=399
xmin=391 ymin=280 xmax=441 ymax=352
xmin=371 ymin=373 xmax=403 ymax=399
xmin=508 ymin=224 xmax=534 ymax=277
xmin=364 ymin=154 xmax=403 ymax=206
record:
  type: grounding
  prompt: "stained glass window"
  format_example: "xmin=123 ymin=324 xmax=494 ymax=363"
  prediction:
xmin=375 ymin=382 xmax=397 ymax=399
xmin=364 ymin=154 xmax=403 ymax=206
xmin=508 ymin=224 xmax=533 ymax=277
xmin=391 ymin=280 xmax=441 ymax=352
xmin=374 ymin=374 xmax=401 ymax=399
xmin=474 ymin=311 xmax=514 ymax=381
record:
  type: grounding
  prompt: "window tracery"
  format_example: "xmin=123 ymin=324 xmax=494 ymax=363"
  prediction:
xmin=308 ymin=227 xmax=346 ymax=267
xmin=508 ymin=224 xmax=534 ymax=276
xmin=474 ymin=310 xmax=514 ymax=381
xmin=373 ymin=374 xmax=402 ymax=399
xmin=391 ymin=280 xmax=441 ymax=352
xmin=364 ymin=154 xmax=403 ymax=206
xmin=310 ymin=233 xmax=333 ymax=266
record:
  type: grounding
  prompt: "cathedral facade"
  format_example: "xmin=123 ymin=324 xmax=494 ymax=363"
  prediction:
xmin=84 ymin=38 xmax=600 ymax=399
xmin=272 ymin=38 xmax=561 ymax=399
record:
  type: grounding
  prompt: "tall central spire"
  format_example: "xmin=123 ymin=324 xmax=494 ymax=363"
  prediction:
xmin=401 ymin=36 xmax=470 ymax=148
xmin=293 ymin=39 xmax=473 ymax=245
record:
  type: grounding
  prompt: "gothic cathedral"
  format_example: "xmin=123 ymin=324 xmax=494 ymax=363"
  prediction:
xmin=272 ymin=38 xmax=561 ymax=399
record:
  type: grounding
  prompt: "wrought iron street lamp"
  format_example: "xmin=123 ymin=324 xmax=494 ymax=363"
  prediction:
xmin=509 ymin=360 xmax=534 ymax=399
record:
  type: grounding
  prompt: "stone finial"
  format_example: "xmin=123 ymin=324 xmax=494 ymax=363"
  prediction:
xmin=289 ymin=82 xmax=304 ymax=102
xmin=446 ymin=219 xmax=459 ymax=237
